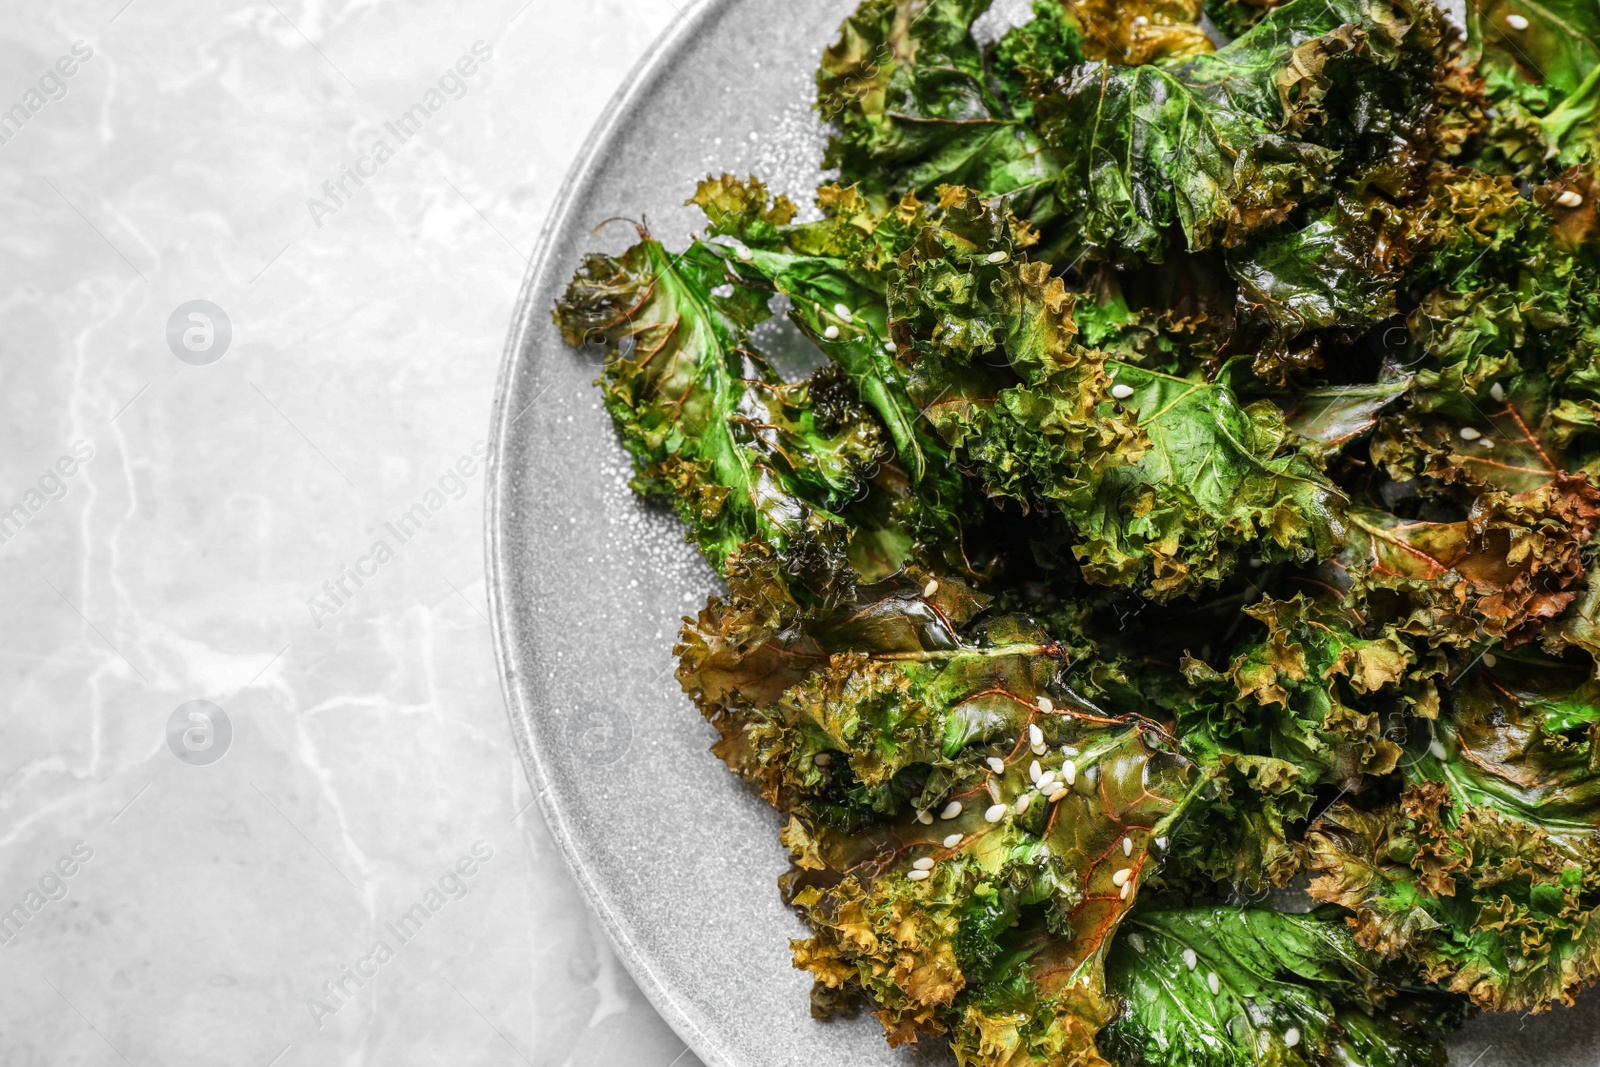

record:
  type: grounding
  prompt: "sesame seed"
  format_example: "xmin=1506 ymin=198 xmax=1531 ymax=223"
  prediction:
xmin=1557 ymin=189 xmax=1584 ymax=208
xmin=1430 ymin=739 xmax=1447 ymax=759
xmin=1119 ymin=881 xmax=1131 ymax=900
xmin=1207 ymin=971 xmax=1220 ymax=995
xmin=1029 ymin=724 xmax=1044 ymax=747
xmin=1037 ymin=771 xmax=1056 ymax=792
xmin=907 ymin=869 xmax=930 ymax=881
xmin=883 ymin=339 xmax=896 ymax=353
xmin=923 ymin=578 xmax=939 ymax=597
xmin=1061 ymin=760 xmax=1077 ymax=785
xmin=813 ymin=752 xmax=831 ymax=766
xmin=833 ymin=303 xmax=853 ymax=322
xmin=737 ymin=246 xmax=753 ymax=261
xmin=1029 ymin=760 xmax=1042 ymax=783
xmin=1183 ymin=948 xmax=1197 ymax=971
xmin=1134 ymin=14 xmax=1148 ymax=24
xmin=1047 ymin=785 xmax=1068 ymax=803
xmin=940 ymin=801 xmax=963 ymax=820
xmin=916 ymin=810 xmax=933 ymax=825
xmin=1284 ymin=1027 xmax=1301 ymax=1048
xmin=943 ymin=833 xmax=963 ymax=847
xmin=1483 ymin=652 xmax=1498 ymax=667
xmin=1490 ymin=382 xmax=1505 ymax=402
xmin=1015 ymin=793 xmax=1031 ymax=815
xmin=1110 ymin=383 xmax=1135 ymax=400
xmin=1122 ymin=837 xmax=1133 ymax=857
xmin=1505 ymin=12 xmax=1529 ymax=29
xmin=823 ymin=325 xmax=840 ymax=341
xmin=1459 ymin=426 xmax=1482 ymax=440
xmin=986 ymin=250 xmax=1009 ymax=263
xmin=1111 ymin=868 xmax=1132 ymax=887
xmin=1036 ymin=695 xmax=1053 ymax=713
xmin=1128 ymin=933 xmax=1146 ymax=954
xmin=986 ymin=756 xmax=1006 ymax=774
xmin=913 ymin=857 xmax=935 ymax=870
xmin=1031 ymin=743 xmax=1048 ymax=757
xmin=985 ymin=803 xmax=1008 ymax=823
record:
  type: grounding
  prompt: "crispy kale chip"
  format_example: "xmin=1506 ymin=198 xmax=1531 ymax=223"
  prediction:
xmin=554 ymin=0 xmax=1600 ymax=1060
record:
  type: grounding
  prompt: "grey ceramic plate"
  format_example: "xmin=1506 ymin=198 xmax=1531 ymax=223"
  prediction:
xmin=485 ymin=3 xmax=1598 ymax=1065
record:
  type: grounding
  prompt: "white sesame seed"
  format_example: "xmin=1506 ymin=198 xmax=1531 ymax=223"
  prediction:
xmin=883 ymin=339 xmax=896 ymax=353
xmin=916 ymin=810 xmax=933 ymax=825
xmin=1483 ymin=652 xmax=1498 ymax=667
xmin=833 ymin=303 xmax=853 ymax=322
xmin=1061 ymin=760 xmax=1077 ymax=785
xmin=986 ymin=250 xmax=1009 ymax=263
xmin=1060 ymin=744 xmax=1078 ymax=757
xmin=1183 ymin=948 xmax=1197 ymax=971
xmin=940 ymin=801 xmax=963 ymax=820
xmin=907 ymin=868 xmax=930 ymax=881
xmin=1015 ymin=793 xmax=1031 ymax=815
xmin=813 ymin=752 xmax=831 ymax=766
xmin=1029 ymin=760 xmax=1042 ymax=783
xmin=1490 ymin=381 xmax=1505 ymax=402
xmin=1284 ymin=1027 xmax=1301 ymax=1048
xmin=1047 ymin=785 xmax=1068 ymax=803
xmin=1459 ymin=426 xmax=1482 ymax=440
xmin=923 ymin=578 xmax=939 ymax=597
xmin=1037 ymin=771 xmax=1056 ymax=792
xmin=1505 ymin=12 xmax=1529 ymax=29
xmin=1122 ymin=837 xmax=1133 ymax=857
xmin=1111 ymin=868 xmax=1132 ymax=887
xmin=1036 ymin=695 xmax=1053 ymax=713
xmin=1207 ymin=971 xmax=1220 ymax=995
xmin=913 ymin=857 xmax=935 ymax=870
xmin=1029 ymin=724 xmax=1044 ymax=747
xmin=823 ymin=324 xmax=840 ymax=341
xmin=737 ymin=245 xmax=753 ymax=261
xmin=1119 ymin=881 xmax=1131 ymax=900
xmin=1557 ymin=189 xmax=1584 ymax=208
xmin=1031 ymin=743 xmax=1048 ymax=757
xmin=1133 ymin=14 xmax=1148 ymax=24
xmin=986 ymin=756 xmax=1006 ymax=774
xmin=985 ymin=803 xmax=1008 ymax=823
xmin=1430 ymin=739 xmax=1447 ymax=759
xmin=1128 ymin=933 xmax=1146 ymax=954
xmin=943 ymin=833 xmax=963 ymax=847
xmin=1110 ymin=383 xmax=1135 ymax=400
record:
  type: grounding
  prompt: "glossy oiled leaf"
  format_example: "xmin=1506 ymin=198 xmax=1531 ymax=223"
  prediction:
xmin=1344 ymin=474 xmax=1600 ymax=645
xmin=817 ymin=0 xmax=1072 ymax=206
xmin=553 ymin=234 xmax=886 ymax=598
xmin=1072 ymin=362 xmax=1346 ymax=599
xmin=1038 ymin=0 xmax=1441 ymax=264
xmin=1101 ymin=908 xmax=1458 ymax=1067
xmin=1308 ymin=665 xmax=1600 ymax=1013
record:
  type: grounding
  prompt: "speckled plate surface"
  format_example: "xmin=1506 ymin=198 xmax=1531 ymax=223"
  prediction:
xmin=486 ymin=3 xmax=1596 ymax=1065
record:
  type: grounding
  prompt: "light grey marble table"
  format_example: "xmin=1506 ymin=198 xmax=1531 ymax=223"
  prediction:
xmin=0 ymin=2 xmax=703 ymax=1064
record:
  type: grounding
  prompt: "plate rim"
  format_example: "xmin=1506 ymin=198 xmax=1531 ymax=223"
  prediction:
xmin=484 ymin=2 xmax=737 ymax=1065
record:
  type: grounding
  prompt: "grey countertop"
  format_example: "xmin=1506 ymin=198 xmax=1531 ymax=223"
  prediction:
xmin=0 ymin=2 xmax=702 ymax=1064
